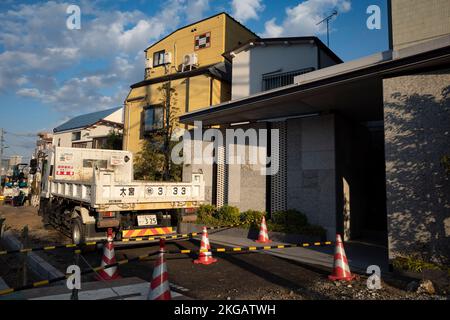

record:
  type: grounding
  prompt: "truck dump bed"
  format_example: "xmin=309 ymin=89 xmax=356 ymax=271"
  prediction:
xmin=43 ymin=147 xmax=205 ymax=211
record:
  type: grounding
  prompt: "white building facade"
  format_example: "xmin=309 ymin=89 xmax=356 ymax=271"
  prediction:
xmin=53 ymin=107 xmax=123 ymax=149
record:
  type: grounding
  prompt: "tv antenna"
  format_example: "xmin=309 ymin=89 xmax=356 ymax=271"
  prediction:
xmin=316 ymin=9 xmax=338 ymax=47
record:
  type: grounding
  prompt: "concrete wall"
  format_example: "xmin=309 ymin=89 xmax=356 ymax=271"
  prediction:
xmin=319 ymin=48 xmax=338 ymax=68
xmin=104 ymin=108 xmax=124 ymax=124
xmin=391 ymin=0 xmax=450 ymax=50
xmin=383 ymin=69 xmax=450 ymax=264
xmin=224 ymin=123 xmax=267 ymax=212
xmin=285 ymin=115 xmax=337 ymax=238
xmin=232 ymin=44 xmax=318 ymax=100
xmin=182 ymin=138 xmax=215 ymax=205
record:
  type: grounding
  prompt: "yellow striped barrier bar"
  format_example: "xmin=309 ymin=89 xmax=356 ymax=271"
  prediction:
xmin=0 ymin=240 xmax=332 ymax=297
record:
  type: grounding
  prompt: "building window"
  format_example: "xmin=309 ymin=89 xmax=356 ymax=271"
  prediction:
xmin=72 ymin=141 xmax=92 ymax=149
xmin=144 ymin=105 xmax=164 ymax=133
xmin=153 ymin=50 xmax=166 ymax=67
xmin=71 ymin=131 xmax=81 ymax=141
xmin=83 ymin=159 xmax=107 ymax=169
xmin=262 ymin=67 xmax=316 ymax=91
xmin=195 ymin=32 xmax=211 ymax=50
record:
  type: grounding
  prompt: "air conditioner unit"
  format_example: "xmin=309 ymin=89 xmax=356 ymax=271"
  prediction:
xmin=164 ymin=52 xmax=172 ymax=64
xmin=181 ymin=53 xmax=198 ymax=72
xmin=145 ymin=58 xmax=153 ymax=69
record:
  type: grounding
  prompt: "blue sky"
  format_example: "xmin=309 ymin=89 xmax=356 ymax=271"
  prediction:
xmin=0 ymin=0 xmax=389 ymax=160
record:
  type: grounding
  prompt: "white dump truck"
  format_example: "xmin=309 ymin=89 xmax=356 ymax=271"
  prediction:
xmin=36 ymin=147 xmax=205 ymax=244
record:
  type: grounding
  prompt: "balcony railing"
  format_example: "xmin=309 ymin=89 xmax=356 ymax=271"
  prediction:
xmin=262 ymin=67 xmax=315 ymax=91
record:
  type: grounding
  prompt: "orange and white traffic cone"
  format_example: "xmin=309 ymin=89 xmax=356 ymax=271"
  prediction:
xmin=96 ymin=228 xmax=121 ymax=281
xmin=147 ymin=239 xmax=171 ymax=300
xmin=255 ymin=216 xmax=271 ymax=243
xmin=328 ymin=234 xmax=355 ymax=281
xmin=193 ymin=227 xmax=217 ymax=265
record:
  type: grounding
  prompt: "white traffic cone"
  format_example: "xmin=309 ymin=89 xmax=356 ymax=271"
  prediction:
xmin=96 ymin=228 xmax=121 ymax=281
xmin=148 ymin=239 xmax=171 ymax=300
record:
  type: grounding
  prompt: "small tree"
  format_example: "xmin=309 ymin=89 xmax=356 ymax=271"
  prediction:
xmin=103 ymin=129 xmax=123 ymax=150
xmin=134 ymin=81 xmax=182 ymax=181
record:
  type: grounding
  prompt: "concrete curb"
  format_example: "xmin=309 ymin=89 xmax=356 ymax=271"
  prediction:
xmin=0 ymin=230 xmax=65 ymax=281
xmin=179 ymin=222 xmax=322 ymax=243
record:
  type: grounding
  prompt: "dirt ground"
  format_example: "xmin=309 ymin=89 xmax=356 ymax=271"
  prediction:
xmin=0 ymin=205 xmax=448 ymax=300
xmin=0 ymin=205 xmax=66 ymax=243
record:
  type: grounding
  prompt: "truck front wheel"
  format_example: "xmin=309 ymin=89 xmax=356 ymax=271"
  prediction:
xmin=71 ymin=217 xmax=86 ymax=245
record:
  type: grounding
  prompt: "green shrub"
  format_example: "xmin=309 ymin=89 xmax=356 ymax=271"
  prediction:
xmin=393 ymin=255 xmax=448 ymax=274
xmin=195 ymin=206 xmax=327 ymax=238
xmin=196 ymin=204 xmax=216 ymax=220
xmin=196 ymin=204 xmax=220 ymax=226
xmin=240 ymin=210 xmax=265 ymax=229
xmin=214 ymin=205 xmax=240 ymax=225
xmin=268 ymin=209 xmax=326 ymax=237
xmin=272 ymin=209 xmax=308 ymax=227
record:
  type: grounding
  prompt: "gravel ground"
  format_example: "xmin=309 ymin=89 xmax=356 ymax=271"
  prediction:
xmin=0 ymin=244 xmax=41 ymax=288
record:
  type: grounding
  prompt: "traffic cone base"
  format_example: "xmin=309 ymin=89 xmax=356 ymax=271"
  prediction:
xmin=194 ymin=227 xmax=218 ymax=265
xmin=193 ymin=256 xmax=218 ymax=265
xmin=255 ymin=239 xmax=271 ymax=244
xmin=328 ymin=274 xmax=355 ymax=281
xmin=328 ymin=234 xmax=355 ymax=282
xmin=96 ymin=272 xmax=121 ymax=281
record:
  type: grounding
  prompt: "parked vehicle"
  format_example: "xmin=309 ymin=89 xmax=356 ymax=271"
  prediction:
xmin=35 ymin=147 xmax=205 ymax=244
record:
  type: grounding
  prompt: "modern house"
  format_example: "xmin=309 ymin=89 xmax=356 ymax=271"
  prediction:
xmin=53 ymin=107 xmax=123 ymax=149
xmin=226 ymin=37 xmax=342 ymax=99
xmin=180 ymin=0 xmax=450 ymax=268
xmin=122 ymin=12 xmax=257 ymax=155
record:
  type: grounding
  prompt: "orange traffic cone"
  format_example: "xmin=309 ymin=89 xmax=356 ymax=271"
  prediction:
xmin=148 ymin=239 xmax=171 ymax=300
xmin=328 ymin=234 xmax=355 ymax=281
xmin=255 ymin=216 xmax=271 ymax=243
xmin=193 ymin=227 xmax=217 ymax=265
xmin=96 ymin=228 xmax=121 ymax=281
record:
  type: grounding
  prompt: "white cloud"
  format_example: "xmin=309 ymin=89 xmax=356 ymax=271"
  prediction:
xmin=263 ymin=18 xmax=284 ymax=38
xmin=231 ymin=0 xmax=265 ymax=23
xmin=186 ymin=0 xmax=211 ymax=23
xmin=0 ymin=0 xmax=187 ymax=115
xmin=262 ymin=0 xmax=351 ymax=37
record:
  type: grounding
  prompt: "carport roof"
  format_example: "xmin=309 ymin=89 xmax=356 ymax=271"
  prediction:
xmin=180 ymin=36 xmax=450 ymax=126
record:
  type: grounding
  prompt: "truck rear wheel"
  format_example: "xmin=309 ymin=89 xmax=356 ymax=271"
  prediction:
xmin=71 ymin=217 xmax=86 ymax=245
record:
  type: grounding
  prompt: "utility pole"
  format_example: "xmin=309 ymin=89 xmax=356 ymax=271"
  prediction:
xmin=316 ymin=10 xmax=338 ymax=47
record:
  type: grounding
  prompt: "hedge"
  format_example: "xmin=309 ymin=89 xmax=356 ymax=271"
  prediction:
xmin=195 ymin=205 xmax=326 ymax=237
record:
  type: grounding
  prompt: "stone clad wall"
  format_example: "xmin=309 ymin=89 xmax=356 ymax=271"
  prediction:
xmin=383 ymin=69 xmax=450 ymax=264
xmin=286 ymin=115 xmax=337 ymax=238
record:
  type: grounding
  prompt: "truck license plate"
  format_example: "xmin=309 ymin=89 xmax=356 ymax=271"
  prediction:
xmin=137 ymin=215 xmax=158 ymax=226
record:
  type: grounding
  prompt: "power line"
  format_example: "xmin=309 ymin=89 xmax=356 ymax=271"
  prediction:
xmin=5 ymin=131 xmax=36 ymax=138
